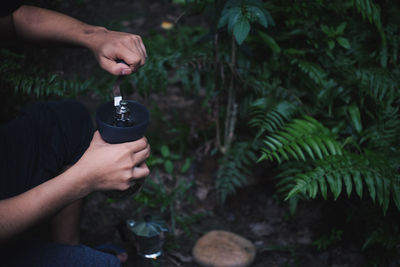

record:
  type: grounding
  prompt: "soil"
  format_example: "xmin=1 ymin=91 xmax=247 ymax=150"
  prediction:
xmin=4 ymin=1 xmax=382 ymax=266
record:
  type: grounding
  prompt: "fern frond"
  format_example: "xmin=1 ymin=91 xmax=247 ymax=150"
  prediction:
xmin=249 ymin=97 xmax=297 ymax=137
xmin=352 ymin=0 xmax=381 ymax=26
xmin=355 ymin=69 xmax=398 ymax=103
xmin=291 ymin=59 xmax=330 ymax=88
xmin=216 ymin=141 xmax=258 ymax=203
xmin=259 ymin=116 xmax=342 ymax=163
xmin=361 ymin=107 xmax=400 ymax=150
xmin=0 ymin=49 xmax=91 ymax=98
xmin=351 ymin=0 xmax=387 ymax=66
xmin=283 ymin=152 xmax=400 ymax=214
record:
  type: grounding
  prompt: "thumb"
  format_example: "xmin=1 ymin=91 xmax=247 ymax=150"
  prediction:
xmin=99 ymin=57 xmax=132 ymax=76
xmin=91 ymin=131 xmax=107 ymax=145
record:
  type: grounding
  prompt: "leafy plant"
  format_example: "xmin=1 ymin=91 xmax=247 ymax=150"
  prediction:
xmin=0 ymin=49 xmax=92 ymax=99
xmin=218 ymin=0 xmax=274 ymax=45
xmin=313 ymin=228 xmax=344 ymax=251
xmin=134 ymin=171 xmax=193 ymax=233
xmin=216 ymin=141 xmax=258 ymax=202
xmin=148 ymin=145 xmax=191 ymax=175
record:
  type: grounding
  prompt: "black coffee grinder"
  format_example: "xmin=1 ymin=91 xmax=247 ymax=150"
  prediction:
xmin=95 ymin=69 xmax=150 ymax=198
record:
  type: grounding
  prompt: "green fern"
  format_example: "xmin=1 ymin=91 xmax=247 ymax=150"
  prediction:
xmin=0 ymin=49 xmax=91 ymax=98
xmin=351 ymin=0 xmax=387 ymax=66
xmin=361 ymin=106 xmax=400 ymax=150
xmin=248 ymin=97 xmax=297 ymax=137
xmin=355 ymin=69 xmax=398 ymax=103
xmin=352 ymin=0 xmax=381 ymax=25
xmin=284 ymin=152 xmax=400 ymax=214
xmin=259 ymin=115 xmax=343 ymax=163
xmin=291 ymin=59 xmax=330 ymax=89
xmin=216 ymin=141 xmax=258 ymax=203
xmin=362 ymin=225 xmax=400 ymax=251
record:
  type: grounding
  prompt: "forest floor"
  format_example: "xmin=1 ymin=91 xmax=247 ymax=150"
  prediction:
xmin=13 ymin=0 xmax=384 ymax=266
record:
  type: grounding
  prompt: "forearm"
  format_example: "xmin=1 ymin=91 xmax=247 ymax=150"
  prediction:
xmin=10 ymin=5 xmax=146 ymax=75
xmin=12 ymin=5 xmax=104 ymax=49
xmin=0 ymin=166 xmax=89 ymax=243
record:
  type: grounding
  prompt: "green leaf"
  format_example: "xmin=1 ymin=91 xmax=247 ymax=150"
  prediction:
xmin=180 ymin=158 xmax=191 ymax=173
xmin=375 ymin=176 xmax=384 ymax=206
xmin=164 ymin=160 xmax=174 ymax=174
xmin=301 ymin=142 xmax=315 ymax=160
xmin=343 ymin=172 xmax=353 ymax=197
xmin=392 ymin=183 xmax=400 ymax=211
xmin=382 ymin=178 xmax=390 ymax=214
xmin=309 ymin=178 xmax=319 ymax=198
xmin=227 ymin=7 xmax=241 ymax=33
xmin=233 ymin=16 xmax=251 ymax=45
xmin=218 ymin=10 xmax=230 ymax=28
xmin=267 ymin=136 xmax=283 ymax=148
xmin=335 ymin=22 xmax=347 ymax=35
xmin=258 ymin=31 xmax=281 ymax=54
xmin=290 ymin=143 xmax=306 ymax=161
xmin=328 ymin=40 xmax=335 ymax=50
xmin=247 ymin=6 xmax=268 ymax=28
xmin=336 ymin=37 xmax=351 ymax=49
xmin=334 ymin=173 xmax=343 ymax=200
xmin=161 ymin=145 xmax=170 ymax=158
xmin=348 ymin=105 xmax=362 ymax=133
xmin=320 ymin=24 xmax=331 ymax=36
xmin=319 ymin=176 xmax=328 ymax=200
xmin=326 ymin=173 xmax=341 ymax=200
xmin=353 ymin=171 xmax=363 ymax=199
xmin=364 ymin=174 xmax=376 ymax=203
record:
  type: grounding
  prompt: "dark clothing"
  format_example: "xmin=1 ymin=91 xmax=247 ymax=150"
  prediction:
xmin=0 ymin=0 xmax=21 ymax=17
xmin=0 ymin=100 xmax=120 ymax=266
xmin=0 ymin=100 xmax=93 ymax=200
xmin=4 ymin=238 xmax=121 ymax=267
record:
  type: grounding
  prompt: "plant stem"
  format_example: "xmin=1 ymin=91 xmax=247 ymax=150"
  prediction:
xmin=222 ymin=36 xmax=237 ymax=153
xmin=214 ymin=32 xmax=222 ymax=150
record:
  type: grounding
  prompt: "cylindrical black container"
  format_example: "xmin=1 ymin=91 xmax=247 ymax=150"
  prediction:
xmin=96 ymin=100 xmax=150 ymax=198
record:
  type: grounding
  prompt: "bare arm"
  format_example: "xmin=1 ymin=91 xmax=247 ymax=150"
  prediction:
xmin=0 ymin=132 xmax=150 ymax=243
xmin=11 ymin=5 xmax=147 ymax=75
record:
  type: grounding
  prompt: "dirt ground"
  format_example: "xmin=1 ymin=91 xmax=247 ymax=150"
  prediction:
xmin=79 ymin=160 xmax=367 ymax=267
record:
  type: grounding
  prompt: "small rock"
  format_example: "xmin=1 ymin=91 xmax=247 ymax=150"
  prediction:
xmin=249 ymin=222 xmax=274 ymax=237
xmin=192 ymin=230 xmax=256 ymax=267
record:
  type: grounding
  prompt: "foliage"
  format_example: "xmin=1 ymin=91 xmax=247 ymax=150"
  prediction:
xmin=127 ymin=26 xmax=212 ymax=96
xmin=258 ymin=116 xmax=343 ymax=164
xmin=242 ymin=0 xmax=400 ymax=261
xmin=133 ymin=171 xmax=194 ymax=233
xmin=216 ymin=141 xmax=258 ymax=202
xmin=0 ymin=49 xmax=91 ymax=99
xmin=147 ymin=145 xmax=191 ymax=175
xmin=313 ymin=228 xmax=344 ymax=251
xmin=218 ymin=0 xmax=274 ymax=45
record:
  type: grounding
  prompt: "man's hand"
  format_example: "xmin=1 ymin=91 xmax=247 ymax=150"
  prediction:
xmin=74 ymin=131 xmax=150 ymax=192
xmin=11 ymin=5 xmax=147 ymax=76
xmin=87 ymin=29 xmax=147 ymax=76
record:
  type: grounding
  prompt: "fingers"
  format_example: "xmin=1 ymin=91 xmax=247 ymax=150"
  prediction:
xmin=131 ymin=162 xmax=150 ymax=179
xmin=131 ymin=144 xmax=150 ymax=165
xmin=100 ymin=34 xmax=146 ymax=76
xmin=116 ymin=38 xmax=146 ymax=73
xmin=99 ymin=57 xmax=130 ymax=76
xmin=126 ymin=137 xmax=149 ymax=153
